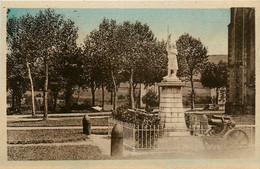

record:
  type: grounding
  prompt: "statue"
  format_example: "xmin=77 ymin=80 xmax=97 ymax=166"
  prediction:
xmin=164 ymin=29 xmax=178 ymax=81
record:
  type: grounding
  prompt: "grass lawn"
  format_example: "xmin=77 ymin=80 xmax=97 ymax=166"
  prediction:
xmin=7 ymin=129 xmax=92 ymax=144
xmin=8 ymin=145 xmax=104 ymax=160
xmin=7 ymin=117 xmax=108 ymax=127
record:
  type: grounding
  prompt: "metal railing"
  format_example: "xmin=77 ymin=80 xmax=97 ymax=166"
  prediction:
xmin=188 ymin=114 xmax=255 ymax=143
xmin=108 ymin=116 xmax=255 ymax=151
xmin=108 ymin=118 xmax=163 ymax=150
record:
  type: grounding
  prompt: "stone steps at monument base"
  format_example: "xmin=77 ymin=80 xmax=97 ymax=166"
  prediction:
xmin=162 ymin=118 xmax=186 ymax=123
xmin=164 ymin=122 xmax=188 ymax=128
xmin=160 ymin=107 xmax=184 ymax=112
xmin=160 ymin=112 xmax=185 ymax=118
xmin=160 ymin=103 xmax=183 ymax=107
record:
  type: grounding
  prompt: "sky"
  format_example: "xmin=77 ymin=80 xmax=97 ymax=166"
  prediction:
xmin=8 ymin=8 xmax=230 ymax=55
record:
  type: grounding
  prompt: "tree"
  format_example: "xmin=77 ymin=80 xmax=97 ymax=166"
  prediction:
xmin=83 ymin=19 xmax=124 ymax=110
xmin=83 ymin=30 xmax=103 ymax=106
xmin=201 ymin=60 xmax=227 ymax=104
xmin=142 ymin=90 xmax=159 ymax=110
xmin=116 ymin=21 xmax=156 ymax=109
xmin=7 ymin=53 xmax=28 ymax=113
xmin=54 ymin=46 xmax=83 ymax=110
xmin=176 ymin=33 xmax=208 ymax=109
xmin=137 ymin=40 xmax=168 ymax=86
xmin=83 ymin=18 xmax=167 ymax=110
xmin=7 ymin=9 xmax=78 ymax=119
xmin=98 ymin=18 xmax=123 ymax=110
xmin=7 ymin=14 xmax=38 ymax=116
xmin=131 ymin=40 xmax=167 ymax=108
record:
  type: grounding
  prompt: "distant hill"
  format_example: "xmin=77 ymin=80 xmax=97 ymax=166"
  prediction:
xmin=208 ymin=54 xmax=228 ymax=64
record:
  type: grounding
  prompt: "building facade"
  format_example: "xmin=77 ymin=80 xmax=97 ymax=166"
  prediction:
xmin=226 ymin=8 xmax=255 ymax=114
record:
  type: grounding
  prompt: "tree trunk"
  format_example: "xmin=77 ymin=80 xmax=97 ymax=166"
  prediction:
xmin=190 ymin=75 xmax=195 ymax=110
xmin=26 ymin=62 xmax=36 ymax=116
xmin=133 ymin=83 xmax=138 ymax=108
xmin=101 ymin=82 xmax=105 ymax=110
xmin=216 ymin=88 xmax=219 ymax=105
xmin=43 ymin=61 xmax=48 ymax=120
xmin=138 ymin=83 xmax=142 ymax=108
xmin=110 ymin=91 xmax=113 ymax=105
xmin=129 ymin=68 xmax=135 ymax=109
xmin=113 ymin=89 xmax=117 ymax=111
xmin=64 ymin=87 xmax=73 ymax=110
xmin=91 ymin=85 xmax=96 ymax=106
xmin=158 ymin=85 xmax=161 ymax=101
xmin=43 ymin=89 xmax=45 ymax=111
xmin=16 ymin=94 xmax=21 ymax=113
xmin=14 ymin=95 xmax=17 ymax=111
xmin=76 ymin=86 xmax=81 ymax=105
xmin=11 ymin=93 xmax=15 ymax=109
xmin=53 ymin=91 xmax=58 ymax=109
xmin=111 ymin=70 xmax=117 ymax=110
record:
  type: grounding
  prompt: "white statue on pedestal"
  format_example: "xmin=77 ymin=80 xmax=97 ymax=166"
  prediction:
xmin=163 ymin=29 xmax=179 ymax=81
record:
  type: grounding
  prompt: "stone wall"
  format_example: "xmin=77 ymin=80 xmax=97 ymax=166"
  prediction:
xmin=226 ymin=8 xmax=255 ymax=114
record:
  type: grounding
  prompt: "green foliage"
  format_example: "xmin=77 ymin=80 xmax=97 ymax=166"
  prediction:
xmin=176 ymin=33 xmax=208 ymax=78
xmin=83 ymin=18 xmax=167 ymax=109
xmin=195 ymin=96 xmax=212 ymax=104
xmin=116 ymin=21 xmax=165 ymax=109
xmin=117 ymin=94 xmax=126 ymax=100
xmin=176 ymin=33 xmax=208 ymax=109
xmin=183 ymin=94 xmax=212 ymax=107
xmin=201 ymin=60 xmax=227 ymax=104
xmin=6 ymin=53 xmax=28 ymax=113
xmin=55 ymin=46 xmax=83 ymax=109
xmin=83 ymin=19 xmax=123 ymax=107
xmin=112 ymin=105 xmax=160 ymax=126
xmin=7 ymin=9 xmax=79 ymax=114
xmin=136 ymin=41 xmax=168 ymax=86
xmin=201 ymin=60 xmax=227 ymax=89
xmin=112 ymin=105 xmax=161 ymax=149
xmin=142 ymin=90 xmax=159 ymax=108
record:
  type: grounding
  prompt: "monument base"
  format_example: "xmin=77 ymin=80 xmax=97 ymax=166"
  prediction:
xmin=162 ymin=75 xmax=182 ymax=83
xmin=158 ymin=76 xmax=189 ymax=137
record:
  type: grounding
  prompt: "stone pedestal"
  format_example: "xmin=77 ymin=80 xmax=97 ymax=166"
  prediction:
xmin=158 ymin=76 xmax=189 ymax=136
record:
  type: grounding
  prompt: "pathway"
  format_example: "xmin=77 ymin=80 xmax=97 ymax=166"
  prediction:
xmin=6 ymin=112 xmax=256 ymax=159
xmin=7 ymin=126 xmax=108 ymax=130
xmin=7 ymin=115 xmax=110 ymax=122
xmin=7 ymin=112 xmax=112 ymax=120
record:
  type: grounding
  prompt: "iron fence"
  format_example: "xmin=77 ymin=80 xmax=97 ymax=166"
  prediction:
xmin=108 ymin=118 xmax=163 ymax=150
xmin=108 ymin=117 xmax=255 ymax=151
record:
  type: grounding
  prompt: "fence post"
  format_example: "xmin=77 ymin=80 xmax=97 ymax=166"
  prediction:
xmin=146 ymin=125 xmax=148 ymax=149
xmin=149 ymin=125 xmax=151 ymax=148
xmin=153 ymin=125 xmax=156 ymax=148
xmin=133 ymin=125 xmax=135 ymax=150
xmin=141 ymin=123 xmax=144 ymax=149
xmin=137 ymin=124 xmax=140 ymax=148
xmin=158 ymin=125 xmax=160 ymax=138
xmin=251 ymin=126 xmax=254 ymax=143
xmin=107 ymin=117 xmax=110 ymax=136
xmin=111 ymin=124 xmax=123 ymax=158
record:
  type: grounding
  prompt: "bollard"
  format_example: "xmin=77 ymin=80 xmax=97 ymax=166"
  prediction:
xmin=111 ymin=124 xmax=123 ymax=158
xmin=83 ymin=114 xmax=91 ymax=135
